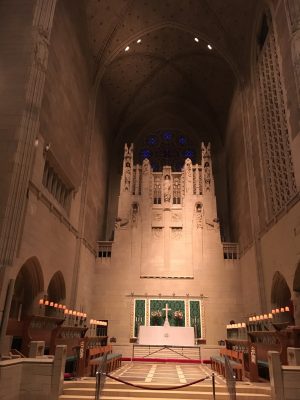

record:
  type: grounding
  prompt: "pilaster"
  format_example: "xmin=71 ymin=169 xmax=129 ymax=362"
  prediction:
xmin=0 ymin=0 xmax=57 ymax=267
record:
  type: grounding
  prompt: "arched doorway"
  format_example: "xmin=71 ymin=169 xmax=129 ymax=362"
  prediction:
xmin=46 ymin=271 xmax=66 ymax=316
xmin=9 ymin=257 xmax=44 ymax=320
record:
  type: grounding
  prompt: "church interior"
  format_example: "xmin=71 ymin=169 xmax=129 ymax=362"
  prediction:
xmin=1 ymin=0 xmax=300 ymax=399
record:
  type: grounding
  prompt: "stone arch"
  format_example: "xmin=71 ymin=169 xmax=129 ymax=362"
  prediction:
xmin=10 ymin=257 xmax=44 ymax=319
xmin=47 ymin=270 xmax=66 ymax=303
xmin=271 ymin=271 xmax=291 ymax=308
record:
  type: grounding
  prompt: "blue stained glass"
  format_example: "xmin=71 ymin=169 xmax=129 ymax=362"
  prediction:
xmin=163 ymin=131 xmax=172 ymax=141
xmin=141 ymin=149 xmax=151 ymax=159
xmin=148 ymin=135 xmax=157 ymax=145
xmin=179 ymin=136 xmax=186 ymax=145
xmin=184 ymin=149 xmax=194 ymax=158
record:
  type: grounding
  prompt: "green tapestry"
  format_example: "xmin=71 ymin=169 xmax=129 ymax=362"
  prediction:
xmin=150 ymin=299 xmax=185 ymax=326
xmin=134 ymin=299 xmax=145 ymax=337
xmin=190 ymin=300 xmax=201 ymax=338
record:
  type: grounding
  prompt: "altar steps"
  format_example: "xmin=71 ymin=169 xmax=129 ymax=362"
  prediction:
xmin=59 ymin=379 xmax=271 ymax=400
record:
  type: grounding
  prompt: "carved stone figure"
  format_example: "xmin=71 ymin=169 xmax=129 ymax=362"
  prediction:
xmin=204 ymin=161 xmax=211 ymax=191
xmin=142 ymin=158 xmax=150 ymax=174
xmin=124 ymin=162 xmax=131 ymax=191
xmin=195 ymin=203 xmax=203 ymax=228
xmin=163 ymin=174 xmax=171 ymax=202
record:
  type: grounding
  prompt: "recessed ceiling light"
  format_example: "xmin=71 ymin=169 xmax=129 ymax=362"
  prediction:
xmin=207 ymin=44 xmax=213 ymax=50
xmin=194 ymin=37 xmax=199 ymax=43
xmin=137 ymin=39 xmax=142 ymax=43
xmin=125 ymin=46 xmax=130 ymax=51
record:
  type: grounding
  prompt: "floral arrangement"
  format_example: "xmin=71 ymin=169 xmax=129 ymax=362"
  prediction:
xmin=174 ymin=310 xmax=183 ymax=319
xmin=151 ymin=310 xmax=162 ymax=318
xmin=151 ymin=310 xmax=162 ymax=325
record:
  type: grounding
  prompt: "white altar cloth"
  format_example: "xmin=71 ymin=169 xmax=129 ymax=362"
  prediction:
xmin=138 ymin=326 xmax=194 ymax=346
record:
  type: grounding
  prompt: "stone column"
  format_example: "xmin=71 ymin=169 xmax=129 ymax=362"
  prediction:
xmin=0 ymin=0 xmax=57 ymax=267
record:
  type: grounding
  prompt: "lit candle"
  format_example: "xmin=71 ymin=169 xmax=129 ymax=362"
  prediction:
xmin=280 ymin=307 xmax=285 ymax=313
xmin=285 ymin=306 xmax=290 ymax=312
xmin=58 ymin=304 xmax=62 ymax=309
xmin=45 ymin=300 xmax=49 ymax=306
xmin=276 ymin=308 xmax=280 ymax=313
xmin=64 ymin=309 xmax=68 ymax=315
xmin=272 ymin=309 xmax=276 ymax=314
xmin=39 ymin=299 xmax=44 ymax=305
xmin=54 ymin=303 xmax=58 ymax=308
xmin=268 ymin=313 xmax=273 ymax=319
xmin=263 ymin=314 xmax=268 ymax=319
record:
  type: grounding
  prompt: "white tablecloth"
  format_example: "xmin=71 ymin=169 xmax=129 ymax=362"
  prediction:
xmin=138 ymin=326 xmax=194 ymax=346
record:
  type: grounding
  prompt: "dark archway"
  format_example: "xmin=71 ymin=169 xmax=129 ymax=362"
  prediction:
xmin=47 ymin=270 xmax=66 ymax=303
xmin=271 ymin=271 xmax=291 ymax=308
xmin=9 ymin=257 xmax=44 ymax=320
xmin=46 ymin=271 xmax=66 ymax=316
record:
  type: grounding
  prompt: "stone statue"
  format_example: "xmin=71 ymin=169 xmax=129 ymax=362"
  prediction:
xmin=163 ymin=174 xmax=171 ymax=202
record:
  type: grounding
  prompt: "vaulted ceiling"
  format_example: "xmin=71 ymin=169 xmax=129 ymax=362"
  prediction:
xmin=86 ymin=0 xmax=260 ymax=147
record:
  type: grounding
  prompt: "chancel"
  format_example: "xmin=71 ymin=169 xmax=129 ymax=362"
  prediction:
xmin=1 ymin=1 xmax=300 ymax=399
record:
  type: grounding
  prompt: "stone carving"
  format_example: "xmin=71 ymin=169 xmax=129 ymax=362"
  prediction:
xmin=171 ymin=213 xmax=181 ymax=222
xmin=201 ymin=142 xmax=211 ymax=158
xmin=115 ymin=217 xmax=129 ymax=229
xmin=152 ymin=228 xmax=162 ymax=239
xmin=123 ymin=143 xmax=133 ymax=192
xmin=287 ymin=0 xmax=300 ymax=33
xmin=256 ymin=23 xmax=297 ymax=216
xmin=204 ymin=161 xmax=211 ymax=192
xmin=184 ymin=158 xmax=193 ymax=193
xmin=171 ymin=228 xmax=182 ymax=240
xmin=163 ymin=174 xmax=171 ymax=202
xmin=153 ymin=213 xmax=162 ymax=221
xmin=132 ymin=203 xmax=139 ymax=224
xmin=124 ymin=162 xmax=131 ymax=191
xmin=195 ymin=203 xmax=203 ymax=228
xmin=142 ymin=158 xmax=150 ymax=174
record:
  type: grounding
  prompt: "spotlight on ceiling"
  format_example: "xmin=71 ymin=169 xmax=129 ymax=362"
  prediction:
xmin=194 ymin=37 xmax=199 ymax=43
xmin=207 ymin=44 xmax=213 ymax=50
xmin=137 ymin=39 xmax=141 ymax=44
xmin=125 ymin=46 xmax=130 ymax=51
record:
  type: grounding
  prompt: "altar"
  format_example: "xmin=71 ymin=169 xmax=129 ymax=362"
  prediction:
xmin=138 ymin=325 xmax=194 ymax=346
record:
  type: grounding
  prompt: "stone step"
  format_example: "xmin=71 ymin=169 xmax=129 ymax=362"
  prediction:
xmin=63 ymin=380 xmax=271 ymax=395
xmin=60 ymin=393 xmax=271 ymax=400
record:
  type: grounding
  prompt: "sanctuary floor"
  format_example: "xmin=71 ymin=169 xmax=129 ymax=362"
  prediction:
xmin=61 ymin=363 xmax=272 ymax=399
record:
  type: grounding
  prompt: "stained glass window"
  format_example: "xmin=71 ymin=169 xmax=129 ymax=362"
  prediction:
xmin=137 ymin=130 xmax=196 ymax=171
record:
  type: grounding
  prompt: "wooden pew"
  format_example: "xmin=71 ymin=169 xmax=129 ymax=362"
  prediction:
xmin=6 ymin=315 xmax=63 ymax=356
xmin=50 ymin=324 xmax=88 ymax=373
xmin=211 ymin=348 xmax=245 ymax=380
xmin=88 ymin=345 xmax=122 ymax=376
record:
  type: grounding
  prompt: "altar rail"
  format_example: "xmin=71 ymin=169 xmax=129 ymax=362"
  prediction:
xmin=132 ymin=344 xmax=201 ymax=362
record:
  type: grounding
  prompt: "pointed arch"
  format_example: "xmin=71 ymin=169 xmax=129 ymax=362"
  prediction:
xmin=271 ymin=271 xmax=291 ymax=308
xmin=47 ymin=270 xmax=66 ymax=303
xmin=10 ymin=257 xmax=44 ymax=319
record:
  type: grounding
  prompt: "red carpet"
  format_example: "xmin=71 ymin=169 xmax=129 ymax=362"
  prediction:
xmin=121 ymin=357 xmax=211 ymax=364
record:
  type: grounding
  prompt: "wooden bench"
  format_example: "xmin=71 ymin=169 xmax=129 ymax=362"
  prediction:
xmin=88 ymin=345 xmax=122 ymax=376
xmin=211 ymin=348 xmax=245 ymax=380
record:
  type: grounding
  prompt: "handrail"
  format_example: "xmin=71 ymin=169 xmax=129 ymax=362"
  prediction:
xmin=95 ymin=352 xmax=107 ymax=400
